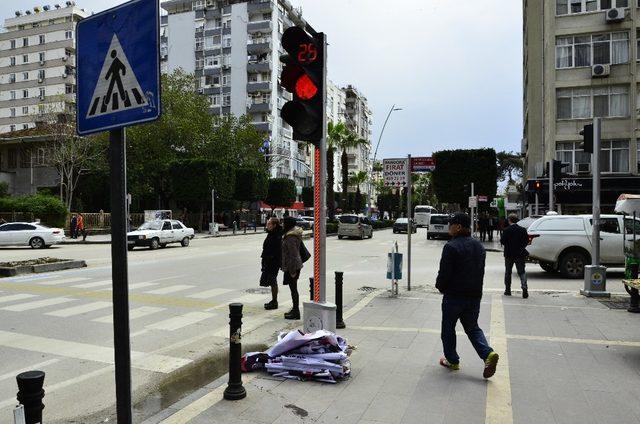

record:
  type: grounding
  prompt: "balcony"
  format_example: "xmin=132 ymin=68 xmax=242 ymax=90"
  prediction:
xmin=247 ymin=41 xmax=271 ymax=54
xmin=248 ymin=2 xmax=272 ymax=13
xmin=247 ymin=61 xmax=270 ymax=73
xmin=253 ymin=122 xmax=271 ymax=132
xmin=248 ymin=102 xmax=271 ymax=113
xmin=247 ymin=20 xmax=271 ymax=34
xmin=247 ymin=81 xmax=271 ymax=93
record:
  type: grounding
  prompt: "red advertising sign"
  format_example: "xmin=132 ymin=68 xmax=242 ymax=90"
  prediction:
xmin=411 ymin=157 xmax=436 ymax=172
xmin=477 ymin=195 xmax=488 ymax=202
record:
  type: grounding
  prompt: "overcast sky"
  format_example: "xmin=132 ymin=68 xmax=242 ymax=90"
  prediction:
xmin=2 ymin=0 xmax=523 ymax=159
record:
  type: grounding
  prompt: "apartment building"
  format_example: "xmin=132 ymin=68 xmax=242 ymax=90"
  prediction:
xmin=343 ymin=85 xmax=373 ymax=199
xmin=326 ymin=79 xmax=345 ymax=193
xmin=523 ymin=0 xmax=640 ymax=212
xmin=161 ymin=0 xmax=312 ymax=188
xmin=0 ymin=2 xmax=88 ymax=134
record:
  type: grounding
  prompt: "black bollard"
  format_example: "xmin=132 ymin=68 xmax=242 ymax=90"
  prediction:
xmin=224 ymin=303 xmax=246 ymax=400
xmin=309 ymin=277 xmax=314 ymax=301
xmin=16 ymin=370 xmax=45 ymax=424
xmin=335 ymin=271 xmax=346 ymax=329
xmin=629 ymin=264 xmax=640 ymax=313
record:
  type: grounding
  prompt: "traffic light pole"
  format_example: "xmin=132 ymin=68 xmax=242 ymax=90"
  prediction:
xmin=549 ymin=157 xmax=554 ymax=213
xmin=407 ymin=154 xmax=411 ymax=292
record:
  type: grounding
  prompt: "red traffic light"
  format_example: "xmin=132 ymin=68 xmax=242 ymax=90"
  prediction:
xmin=534 ymin=181 xmax=542 ymax=191
xmin=295 ymin=74 xmax=318 ymax=100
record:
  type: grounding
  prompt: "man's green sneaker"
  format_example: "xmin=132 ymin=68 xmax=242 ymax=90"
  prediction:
xmin=483 ymin=351 xmax=499 ymax=378
xmin=439 ymin=357 xmax=460 ymax=370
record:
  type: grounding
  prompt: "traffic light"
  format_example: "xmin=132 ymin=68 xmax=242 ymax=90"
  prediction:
xmin=579 ymin=124 xmax=594 ymax=153
xmin=279 ymin=26 xmax=325 ymax=146
xmin=529 ymin=180 xmax=542 ymax=193
xmin=553 ymin=159 xmax=571 ymax=179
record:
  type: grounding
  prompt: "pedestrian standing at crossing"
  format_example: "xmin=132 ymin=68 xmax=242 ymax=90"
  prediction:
xmin=500 ymin=213 xmax=529 ymax=298
xmin=261 ymin=218 xmax=282 ymax=310
xmin=435 ymin=212 xmax=499 ymax=378
xmin=281 ymin=217 xmax=303 ymax=320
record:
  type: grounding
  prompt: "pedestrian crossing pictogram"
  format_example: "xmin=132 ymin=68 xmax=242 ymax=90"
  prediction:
xmin=86 ymin=34 xmax=148 ymax=118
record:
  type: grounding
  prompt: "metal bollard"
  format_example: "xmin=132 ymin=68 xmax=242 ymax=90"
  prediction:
xmin=629 ymin=264 xmax=640 ymax=313
xmin=309 ymin=277 xmax=314 ymax=301
xmin=223 ymin=303 xmax=246 ymax=400
xmin=335 ymin=272 xmax=346 ymax=329
xmin=233 ymin=221 xmax=237 ymax=235
xmin=16 ymin=370 xmax=45 ymax=424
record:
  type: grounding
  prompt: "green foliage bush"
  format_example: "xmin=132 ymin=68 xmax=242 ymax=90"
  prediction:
xmin=326 ymin=222 xmax=338 ymax=234
xmin=372 ymin=220 xmax=394 ymax=229
xmin=0 ymin=182 xmax=8 ymax=198
xmin=0 ymin=194 xmax=67 ymax=227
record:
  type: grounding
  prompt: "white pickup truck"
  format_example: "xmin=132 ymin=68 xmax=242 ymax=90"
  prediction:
xmin=127 ymin=220 xmax=194 ymax=250
xmin=527 ymin=214 xmax=640 ymax=278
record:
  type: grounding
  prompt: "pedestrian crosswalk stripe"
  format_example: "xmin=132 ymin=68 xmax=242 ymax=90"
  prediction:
xmin=46 ymin=301 xmax=112 ymax=318
xmin=72 ymin=280 xmax=112 ymax=289
xmin=146 ymin=312 xmax=215 ymax=331
xmin=86 ymin=34 xmax=148 ymax=118
xmin=228 ymin=293 xmax=270 ymax=305
xmin=0 ymin=294 xmax=38 ymax=304
xmin=0 ymin=330 xmax=190 ymax=373
xmin=40 ymin=277 xmax=89 ymax=286
xmin=187 ymin=288 xmax=234 ymax=300
xmin=92 ymin=306 xmax=165 ymax=324
xmin=145 ymin=285 xmax=194 ymax=295
xmin=1 ymin=297 xmax=74 ymax=312
xmin=99 ymin=282 xmax=159 ymax=292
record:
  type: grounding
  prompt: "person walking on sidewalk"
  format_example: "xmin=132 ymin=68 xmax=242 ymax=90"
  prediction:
xmin=76 ymin=213 xmax=87 ymax=241
xmin=281 ymin=216 xmax=303 ymax=320
xmin=500 ymin=213 xmax=529 ymax=298
xmin=435 ymin=212 xmax=499 ymax=379
xmin=261 ymin=217 xmax=283 ymax=310
xmin=70 ymin=214 xmax=78 ymax=239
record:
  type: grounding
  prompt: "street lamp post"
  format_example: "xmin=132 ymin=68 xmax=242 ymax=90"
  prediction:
xmin=370 ymin=105 xmax=402 ymax=216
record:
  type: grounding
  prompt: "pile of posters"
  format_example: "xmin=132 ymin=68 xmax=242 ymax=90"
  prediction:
xmin=241 ymin=329 xmax=351 ymax=383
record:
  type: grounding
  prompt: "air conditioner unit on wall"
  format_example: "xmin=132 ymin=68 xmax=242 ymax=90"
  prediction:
xmin=592 ymin=64 xmax=610 ymax=78
xmin=606 ymin=8 xmax=625 ymax=23
xmin=576 ymin=163 xmax=591 ymax=174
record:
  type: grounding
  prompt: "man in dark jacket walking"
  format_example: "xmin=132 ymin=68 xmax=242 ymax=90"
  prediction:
xmin=436 ymin=213 xmax=499 ymax=378
xmin=500 ymin=213 xmax=529 ymax=298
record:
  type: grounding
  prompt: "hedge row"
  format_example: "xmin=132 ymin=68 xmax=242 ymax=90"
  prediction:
xmin=0 ymin=194 xmax=67 ymax=228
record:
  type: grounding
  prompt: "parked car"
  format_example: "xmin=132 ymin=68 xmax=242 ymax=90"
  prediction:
xmin=0 ymin=222 xmax=65 ymax=249
xmin=127 ymin=220 xmax=195 ymax=250
xmin=527 ymin=214 xmax=640 ymax=278
xmin=295 ymin=217 xmax=312 ymax=230
xmin=300 ymin=216 xmax=314 ymax=227
xmin=516 ymin=215 xmax=542 ymax=230
xmin=393 ymin=218 xmax=417 ymax=234
xmin=426 ymin=214 xmax=451 ymax=239
xmin=338 ymin=214 xmax=373 ymax=239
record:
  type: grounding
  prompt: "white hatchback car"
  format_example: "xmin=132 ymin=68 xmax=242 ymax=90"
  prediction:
xmin=127 ymin=220 xmax=195 ymax=250
xmin=0 ymin=222 xmax=65 ymax=248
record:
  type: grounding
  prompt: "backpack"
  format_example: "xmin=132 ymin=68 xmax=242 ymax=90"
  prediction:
xmin=299 ymin=242 xmax=311 ymax=263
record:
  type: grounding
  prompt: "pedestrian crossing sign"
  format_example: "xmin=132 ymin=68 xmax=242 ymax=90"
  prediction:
xmin=76 ymin=0 xmax=160 ymax=135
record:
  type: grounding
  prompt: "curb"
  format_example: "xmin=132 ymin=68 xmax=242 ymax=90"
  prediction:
xmin=62 ymin=240 xmax=111 ymax=245
xmin=0 ymin=259 xmax=87 ymax=277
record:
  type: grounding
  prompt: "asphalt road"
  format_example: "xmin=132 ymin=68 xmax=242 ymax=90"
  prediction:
xmin=0 ymin=228 xmax=628 ymax=422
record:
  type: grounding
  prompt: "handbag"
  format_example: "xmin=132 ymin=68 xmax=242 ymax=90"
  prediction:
xmin=299 ymin=242 xmax=311 ymax=263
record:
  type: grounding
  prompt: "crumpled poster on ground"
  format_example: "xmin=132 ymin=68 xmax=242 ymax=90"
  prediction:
xmin=241 ymin=329 xmax=352 ymax=383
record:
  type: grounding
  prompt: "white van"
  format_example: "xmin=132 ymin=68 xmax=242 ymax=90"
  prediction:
xmin=414 ymin=205 xmax=438 ymax=228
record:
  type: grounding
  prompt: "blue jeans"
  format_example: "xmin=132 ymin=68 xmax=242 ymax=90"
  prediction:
xmin=505 ymin=256 xmax=527 ymax=290
xmin=441 ymin=295 xmax=493 ymax=365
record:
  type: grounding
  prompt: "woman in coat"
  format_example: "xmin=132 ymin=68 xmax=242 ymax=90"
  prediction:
xmin=261 ymin=218 xmax=282 ymax=310
xmin=281 ymin=216 xmax=303 ymax=320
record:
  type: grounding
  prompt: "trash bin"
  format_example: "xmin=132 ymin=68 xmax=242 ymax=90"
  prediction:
xmin=209 ymin=222 xmax=219 ymax=236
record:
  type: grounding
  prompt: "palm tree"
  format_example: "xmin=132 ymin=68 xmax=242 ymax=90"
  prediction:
xmin=349 ymin=170 xmax=368 ymax=212
xmin=339 ymin=130 xmax=368 ymax=209
xmin=327 ymin=122 xmax=347 ymax=217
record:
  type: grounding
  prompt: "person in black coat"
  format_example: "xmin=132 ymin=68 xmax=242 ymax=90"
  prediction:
xmin=261 ymin=218 xmax=283 ymax=310
xmin=500 ymin=213 xmax=529 ymax=298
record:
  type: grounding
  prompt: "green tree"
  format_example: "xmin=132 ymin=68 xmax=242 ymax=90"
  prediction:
xmin=266 ymin=178 xmax=296 ymax=209
xmin=327 ymin=121 xmax=347 ymax=217
xmin=432 ymin=149 xmax=498 ymax=207
xmin=234 ymin=168 xmax=268 ymax=205
xmin=496 ymin=151 xmax=524 ymax=184
xmin=0 ymin=182 xmax=8 ymax=198
xmin=338 ymin=130 xmax=368 ymax=208
xmin=349 ymin=170 xmax=368 ymax=213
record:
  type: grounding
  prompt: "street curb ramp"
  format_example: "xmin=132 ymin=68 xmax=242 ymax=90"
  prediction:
xmin=0 ymin=259 xmax=87 ymax=277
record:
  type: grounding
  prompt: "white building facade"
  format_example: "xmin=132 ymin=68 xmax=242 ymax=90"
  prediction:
xmin=0 ymin=3 xmax=88 ymax=133
xmin=342 ymin=85 xmax=373 ymax=199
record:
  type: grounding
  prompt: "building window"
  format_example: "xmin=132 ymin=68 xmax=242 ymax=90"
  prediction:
xmin=10 ymin=57 xmax=16 ymax=66
xmin=10 ymin=91 xmax=16 ymax=100
xmin=210 ymin=95 xmax=220 ymax=106
xmin=10 ymin=39 xmax=15 ymax=49
xmin=36 ymin=148 xmax=46 ymax=166
xmin=38 ymin=69 xmax=45 ymax=80
xmin=195 ymin=37 xmax=203 ymax=50
xmin=557 ymin=0 xmax=628 ymax=15
xmin=600 ymin=140 xmax=629 ymax=173
xmin=22 ymin=54 xmax=28 ymax=64
xmin=195 ymin=58 xmax=204 ymax=69
xmin=223 ymin=95 xmax=231 ymax=106
xmin=22 ymin=106 xmax=29 ymax=115
xmin=204 ymin=56 xmax=220 ymax=68
xmin=204 ymin=35 xmax=220 ymax=49
xmin=39 ymin=52 xmax=45 ymax=62
xmin=65 ymin=84 xmax=74 ymax=94
xmin=23 ymin=72 xmax=29 ymax=81
xmin=39 ymin=34 xmax=45 ymax=45
xmin=22 ymin=124 xmax=28 ymax=130
xmin=9 ymin=125 xmax=15 ymax=132
xmin=22 ymin=37 xmax=29 ymax=47
xmin=556 ymin=142 xmax=592 ymax=173
xmin=38 ymin=104 xmax=45 ymax=115
xmin=65 ymin=31 xmax=73 ymax=39
xmin=39 ymin=87 xmax=45 ymax=99
xmin=22 ymin=89 xmax=28 ymax=99
xmin=556 ymin=32 xmax=628 ymax=68
xmin=222 ymin=75 xmax=229 ymax=86
xmin=9 ymin=74 xmax=15 ymax=83
xmin=557 ymin=86 xmax=629 ymax=119
xmin=8 ymin=149 xmax=17 ymax=169
xmin=10 ymin=108 xmax=15 ymax=117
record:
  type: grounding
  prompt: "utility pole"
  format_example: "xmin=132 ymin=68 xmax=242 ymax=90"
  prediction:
xmin=549 ymin=157 xmax=554 ymax=213
xmin=407 ymin=154 xmax=412 ymax=291
xmin=471 ymin=182 xmax=475 ymax=237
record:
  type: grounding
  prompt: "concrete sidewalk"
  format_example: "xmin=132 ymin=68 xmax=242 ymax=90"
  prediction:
xmin=144 ymin=286 xmax=640 ymax=424
xmin=61 ymin=228 xmax=269 ymax=244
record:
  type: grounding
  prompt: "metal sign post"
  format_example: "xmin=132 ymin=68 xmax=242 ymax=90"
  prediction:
xmin=76 ymin=0 xmax=161 ymax=420
xmin=407 ymin=154 xmax=412 ymax=291
xmin=549 ymin=158 xmax=555 ymax=213
xmin=582 ymin=117 xmax=609 ymax=298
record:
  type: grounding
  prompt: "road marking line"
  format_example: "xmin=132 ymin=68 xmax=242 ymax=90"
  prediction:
xmin=0 ymin=330 xmax=190 ymax=373
xmin=0 ymin=358 xmax=61 ymax=383
xmin=343 ymin=289 xmax=385 ymax=319
xmin=1 ymin=297 xmax=75 ymax=312
xmin=486 ymin=294 xmax=513 ymax=424
xmin=0 ymin=294 xmax=38 ymax=304
xmin=160 ymin=373 xmax=259 ymax=424
xmin=39 ymin=277 xmax=89 ymax=286
xmin=146 ymin=311 xmax=216 ymax=331
xmin=188 ymin=288 xmax=234 ymax=299
xmin=46 ymin=301 xmax=112 ymax=317
xmin=93 ymin=306 xmax=166 ymax=324
xmin=228 ymin=293 xmax=270 ymax=304
xmin=508 ymin=334 xmax=640 ymax=348
xmin=98 ymin=282 xmax=160 ymax=292
xmin=145 ymin=284 xmax=195 ymax=295
xmin=72 ymin=280 xmax=112 ymax=289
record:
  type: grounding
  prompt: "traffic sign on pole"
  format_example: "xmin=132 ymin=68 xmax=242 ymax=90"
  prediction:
xmin=76 ymin=0 xmax=161 ymax=135
xmin=383 ymin=158 xmax=409 ymax=187
xmin=411 ymin=157 xmax=436 ymax=172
